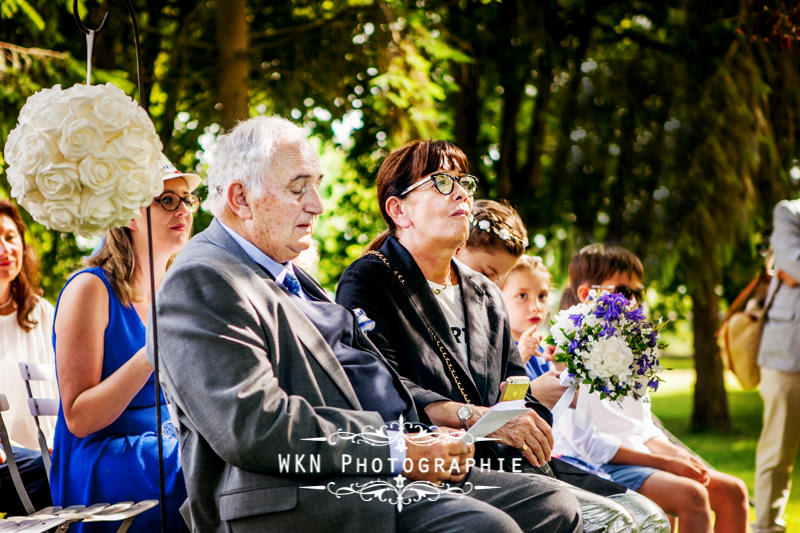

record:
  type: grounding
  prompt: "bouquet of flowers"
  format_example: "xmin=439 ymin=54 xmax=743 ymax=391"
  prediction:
xmin=3 ymin=83 xmax=163 ymax=236
xmin=546 ymin=291 xmax=665 ymax=401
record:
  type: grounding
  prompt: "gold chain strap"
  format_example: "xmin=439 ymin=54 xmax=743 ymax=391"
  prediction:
xmin=367 ymin=250 xmax=472 ymax=405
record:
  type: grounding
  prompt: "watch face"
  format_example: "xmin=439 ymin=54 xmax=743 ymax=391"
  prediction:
xmin=458 ymin=405 xmax=472 ymax=420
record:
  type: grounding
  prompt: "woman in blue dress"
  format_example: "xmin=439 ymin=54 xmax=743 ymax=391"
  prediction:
xmin=50 ymin=159 xmax=201 ymax=532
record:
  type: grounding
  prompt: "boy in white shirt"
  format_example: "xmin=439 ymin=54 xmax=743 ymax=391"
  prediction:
xmin=554 ymin=244 xmax=749 ymax=533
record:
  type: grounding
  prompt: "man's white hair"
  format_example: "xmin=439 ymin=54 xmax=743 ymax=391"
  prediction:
xmin=207 ymin=116 xmax=308 ymax=216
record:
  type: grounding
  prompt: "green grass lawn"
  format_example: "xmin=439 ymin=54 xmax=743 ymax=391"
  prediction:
xmin=651 ymin=362 xmax=800 ymax=529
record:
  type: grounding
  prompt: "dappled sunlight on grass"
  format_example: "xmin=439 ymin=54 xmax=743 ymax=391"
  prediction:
xmin=650 ymin=367 xmax=800 ymax=530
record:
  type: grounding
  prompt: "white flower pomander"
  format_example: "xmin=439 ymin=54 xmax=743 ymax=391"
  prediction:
xmin=4 ymin=83 xmax=164 ymax=235
xmin=585 ymin=336 xmax=635 ymax=379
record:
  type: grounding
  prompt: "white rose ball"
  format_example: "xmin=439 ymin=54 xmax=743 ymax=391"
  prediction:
xmin=58 ymin=115 xmax=105 ymax=160
xmin=35 ymin=162 xmax=81 ymax=200
xmin=8 ymin=82 xmax=165 ymax=234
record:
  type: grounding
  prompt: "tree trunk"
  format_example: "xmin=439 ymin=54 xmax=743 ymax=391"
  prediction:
xmin=217 ymin=0 xmax=249 ymax=130
xmin=690 ymin=277 xmax=730 ymax=432
xmin=449 ymin=2 xmax=481 ymax=171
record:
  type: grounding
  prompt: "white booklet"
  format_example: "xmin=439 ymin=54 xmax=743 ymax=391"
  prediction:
xmin=462 ymin=400 xmax=529 ymax=441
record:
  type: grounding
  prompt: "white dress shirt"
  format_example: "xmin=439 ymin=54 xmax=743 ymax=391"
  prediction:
xmin=553 ymin=389 xmax=666 ymax=469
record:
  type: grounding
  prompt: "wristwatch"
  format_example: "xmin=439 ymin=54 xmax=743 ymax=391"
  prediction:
xmin=457 ymin=404 xmax=473 ymax=431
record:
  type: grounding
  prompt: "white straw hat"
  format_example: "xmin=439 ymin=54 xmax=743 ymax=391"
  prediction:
xmin=159 ymin=154 xmax=202 ymax=192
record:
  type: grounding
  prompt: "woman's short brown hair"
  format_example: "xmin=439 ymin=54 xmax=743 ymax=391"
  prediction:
xmin=366 ymin=140 xmax=469 ymax=252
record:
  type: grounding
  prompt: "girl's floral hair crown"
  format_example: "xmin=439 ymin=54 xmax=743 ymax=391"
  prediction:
xmin=469 ymin=214 xmax=529 ymax=248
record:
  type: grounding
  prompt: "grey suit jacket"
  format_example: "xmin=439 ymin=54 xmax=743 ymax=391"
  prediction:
xmin=759 ymin=199 xmax=800 ymax=372
xmin=149 ymin=220 xmax=400 ymax=532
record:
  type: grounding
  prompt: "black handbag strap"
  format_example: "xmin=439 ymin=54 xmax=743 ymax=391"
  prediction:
xmin=367 ymin=250 xmax=472 ymax=404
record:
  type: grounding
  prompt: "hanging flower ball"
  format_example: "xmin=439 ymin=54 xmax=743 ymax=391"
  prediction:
xmin=4 ymin=83 xmax=164 ymax=236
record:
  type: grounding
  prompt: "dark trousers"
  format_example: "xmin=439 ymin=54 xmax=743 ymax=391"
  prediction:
xmin=0 ymin=446 xmax=51 ymax=515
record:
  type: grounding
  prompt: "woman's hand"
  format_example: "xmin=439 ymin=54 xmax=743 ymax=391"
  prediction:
xmin=424 ymin=401 xmax=488 ymax=428
xmin=529 ymin=369 xmax=568 ymax=409
xmin=486 ymin=410 xmax=553 ymax=466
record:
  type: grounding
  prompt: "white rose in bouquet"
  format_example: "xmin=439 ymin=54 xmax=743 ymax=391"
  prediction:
xmin=18 ymin=85 xmax=63 ymax=124
xmin=5 ymin=125 xmax=60 ymax=176
xmin=19 ymin=191 xmax=46 ymax=221
xmin=81 ymin=192 xmax=121 ymax=235
xmin=79 ymin=146 xmax=123 ymax=196
xmin=6 ymin=168 xmax=33 ymax=199
xmin=93 ymin=93 xmax=135 ymax=135
xmin=46 ymin=198 xmax=83 ymax=233
xmin=586 ymin=336 xmax=635 ymax=379
xmin=116 ymin=170 xmax=151 ymax=216
xmin=36 ymin=163 xmax=81 ymax=200
xmin=4 ymin=82 xmax=164 ymax=235
xmin=58 ymin=115 xmax=105 ymax=160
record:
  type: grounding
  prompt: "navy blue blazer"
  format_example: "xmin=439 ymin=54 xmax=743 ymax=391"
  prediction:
xmin=335 ymin=235 xmax=552 ymax=426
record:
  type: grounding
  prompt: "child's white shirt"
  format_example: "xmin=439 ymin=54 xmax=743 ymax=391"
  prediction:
xmin=553 ymin=389 xmax=667 ymax=469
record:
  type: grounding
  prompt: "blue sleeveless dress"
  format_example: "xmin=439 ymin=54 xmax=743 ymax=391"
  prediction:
xmin=50 ymin=267 xmax=187 ymax=532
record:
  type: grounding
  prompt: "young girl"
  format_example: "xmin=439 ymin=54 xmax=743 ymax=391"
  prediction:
xmin=497 ymin=255 xmax=556 ymax=378
xmin=455 ymin=201 xmax=565 ymax=409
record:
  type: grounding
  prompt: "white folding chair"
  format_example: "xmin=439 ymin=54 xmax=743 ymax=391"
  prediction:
xmin=14 ymin=363 xmax=160 ymax=532
xmin=0 ymin=393 xmax=36 ymax=515
xmin=17 ymin=363 xmax=58 ymax=482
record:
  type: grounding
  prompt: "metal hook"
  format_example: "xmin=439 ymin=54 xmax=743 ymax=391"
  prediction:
xmin=72 ymin=0 xmax=109 ymax=35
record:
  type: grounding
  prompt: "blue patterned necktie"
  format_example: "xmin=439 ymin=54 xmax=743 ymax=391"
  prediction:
xmin=281 ymin=270 xmax=302 ymax=297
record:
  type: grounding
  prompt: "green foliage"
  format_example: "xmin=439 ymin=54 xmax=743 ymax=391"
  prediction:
xmin=1 ymin=1 xmax=799 ymax=430
xmin=314 ymin=140 xmax=382 ymax=290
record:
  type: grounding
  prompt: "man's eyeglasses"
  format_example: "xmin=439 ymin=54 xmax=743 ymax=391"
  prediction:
xmin=399 ymin=172 xmax=479 ymax=198
xmin=154 ymin=191 xmax=200 ymax=214
xmin=591 ymin=284 xmax=644 ymax=303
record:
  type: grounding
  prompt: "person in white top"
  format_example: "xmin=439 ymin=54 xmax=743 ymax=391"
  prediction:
xmin=553 ymin=244 xmax=749 ymax=533
xmin=0 ymin=199 xmax=56 ymax=514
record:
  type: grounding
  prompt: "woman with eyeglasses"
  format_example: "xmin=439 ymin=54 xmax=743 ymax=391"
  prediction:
xmin=336 ymin=140 xmax=664 ymax=531
xmin=50 ymin=156 xmax=200 ymax=532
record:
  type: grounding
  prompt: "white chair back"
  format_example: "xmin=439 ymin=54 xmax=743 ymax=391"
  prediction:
xmin=17 ymin=362 xmax=58 ymax=481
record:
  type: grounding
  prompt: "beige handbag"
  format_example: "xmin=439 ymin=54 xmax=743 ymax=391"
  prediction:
xmin=716 ymin=260 xmax=779 ymax=390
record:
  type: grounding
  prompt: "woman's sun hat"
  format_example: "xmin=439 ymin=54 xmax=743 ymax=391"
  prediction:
xmin=159 ymin=154 xmax=202 ymax=192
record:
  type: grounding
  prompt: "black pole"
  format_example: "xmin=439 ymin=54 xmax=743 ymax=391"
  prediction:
xmin=118 ymin=2 xmax=168 ymax=531
xmin=145 ymin=206 xmax=168 ymax=533
xmin=73 ymin=1 xmax=167 ymax=531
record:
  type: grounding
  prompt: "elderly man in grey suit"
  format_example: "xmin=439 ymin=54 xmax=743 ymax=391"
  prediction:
xmin=149 ymin=116 xmax=582 ymax=532
xmin=754 ymin=198 xmax=800 ymax=533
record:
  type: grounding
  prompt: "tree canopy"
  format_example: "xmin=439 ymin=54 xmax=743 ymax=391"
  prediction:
xmin=1 ymin=0 xmax=798 ymax=431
